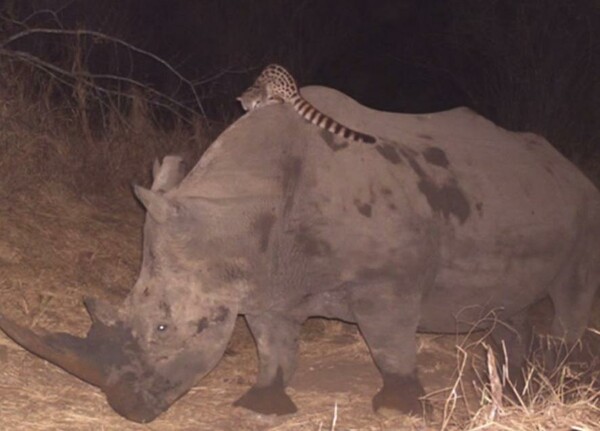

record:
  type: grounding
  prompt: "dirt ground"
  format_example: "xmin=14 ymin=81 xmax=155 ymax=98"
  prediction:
xmin=1 ymin=182 xmax=598 ymax=431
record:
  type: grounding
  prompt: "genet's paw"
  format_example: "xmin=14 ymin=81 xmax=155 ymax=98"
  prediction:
xmin=233 ymin=385 xmax=297 ymax=416
xmin=372 ymin=373 xmax=426 ymax=417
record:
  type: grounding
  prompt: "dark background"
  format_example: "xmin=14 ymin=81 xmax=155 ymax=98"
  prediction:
xmin=3 ymin=0 xmax=600 ymax=163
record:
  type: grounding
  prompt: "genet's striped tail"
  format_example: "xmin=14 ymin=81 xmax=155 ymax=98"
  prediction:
xmin=290 ymin=95 xmax=376 ymax=144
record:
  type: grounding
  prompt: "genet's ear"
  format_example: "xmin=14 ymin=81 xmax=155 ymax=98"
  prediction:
xmin=133 ymin=185 xmax=179 ymax=223
xmin=84 ymin=297 xmax=120 ymax=327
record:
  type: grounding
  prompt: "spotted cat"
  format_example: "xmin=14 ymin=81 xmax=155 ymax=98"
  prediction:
xmin=238 ymin=64 xmax=376 ymax=144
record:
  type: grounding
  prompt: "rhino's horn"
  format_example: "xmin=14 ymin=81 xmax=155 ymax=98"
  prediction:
xmin=0 ymin=313 xmax=106 ymax=387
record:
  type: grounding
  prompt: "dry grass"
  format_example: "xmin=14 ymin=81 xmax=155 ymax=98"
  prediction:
xmin=461 ymin=347 xmax=598 ymax=431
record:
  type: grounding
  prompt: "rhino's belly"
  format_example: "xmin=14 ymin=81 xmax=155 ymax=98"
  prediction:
xmin=417 ymin=246 xmax=565 ymax=333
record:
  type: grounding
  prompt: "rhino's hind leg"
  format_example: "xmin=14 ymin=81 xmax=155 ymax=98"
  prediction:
xmin=233 ymin=313 xmax=301 ymax=415
xmin=372 ymin=372 xmax=425 ymax=418
xmin=547 ymin=248 xmax=600 ymax=367
xmin=489 ymin=310 xmax=533 ymax=393
xmin=550 ymin=269 xmax=599 ymax=344
xmin=351 ymin=285 xmax=425 ymax=416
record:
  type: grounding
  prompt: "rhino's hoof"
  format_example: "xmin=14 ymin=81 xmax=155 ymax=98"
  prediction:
xmin=373 ymin=373 xmax=426 ymax=417
xmin=233 ymin=385 xmax=297 ymax=416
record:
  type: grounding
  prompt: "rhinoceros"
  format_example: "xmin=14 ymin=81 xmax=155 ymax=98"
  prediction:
xmin=1 ymin=86 xmax=599 ymax=423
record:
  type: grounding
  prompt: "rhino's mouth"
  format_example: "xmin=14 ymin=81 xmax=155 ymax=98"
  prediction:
xmin=104 ymin=370 xmax=173 ymax=423
xmin=0 ymin=300 xmax=174 ymax=423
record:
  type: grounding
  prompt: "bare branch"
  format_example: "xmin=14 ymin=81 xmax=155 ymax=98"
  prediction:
xmin=0 ymin=47 xmax=201 ymax=125
xmin=1 ymin=27 xmax=209 ymax=117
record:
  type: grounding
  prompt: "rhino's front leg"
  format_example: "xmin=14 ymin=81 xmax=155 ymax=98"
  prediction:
xmin=233 ymin=313 xmax=301 ymax=415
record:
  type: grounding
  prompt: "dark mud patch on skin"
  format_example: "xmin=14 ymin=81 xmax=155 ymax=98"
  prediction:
xmin=372 ymin=140 xmax=470 ymax=224
xmin=213 ymin=306 xmax=229 ymax=323
xmin=398 ymin=147 xmax=426 ymax=178
xmin=320 ymin=130 xmax=349 ymax=152
xmin=357 ymin=264 xmax=400 ymax=282
xmin=379 ymin=187 xmax=396 ymax=211
xmin=354 ymin=200 xmax=372 ymax=218
xmin=375 ymin=142 xmax=403 ymax=164
xmin=418 ymin=179 xmax=470 ymax=224
xmin=252 ymin=212 xmax=276 ymax=252
xmin=398 ymin=145 xmax=470 ymax=224
xmin=197 ymin=318 xmax=209 ymax=333
xmin=282 ymin=157 xmax=302 ymax=215
xmin=282 ymin=157 xmax=302 ymax=192
xmin=294 ymin=227 xmax=332 ymax=257
xmin=422 ymin=147 xmax=449 ymax=169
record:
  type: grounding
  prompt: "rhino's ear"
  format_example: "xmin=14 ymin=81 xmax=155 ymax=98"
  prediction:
xmin=133 ymin=185 xmax=179 ymax=223
xmin=84 ymin=297 xmax=120 ymax=327
xmin=151 ymin=155 xmax=186 ymax=193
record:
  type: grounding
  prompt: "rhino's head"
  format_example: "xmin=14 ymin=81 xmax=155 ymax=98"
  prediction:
xmin=0 ymin=156 xmax=248 ymax=422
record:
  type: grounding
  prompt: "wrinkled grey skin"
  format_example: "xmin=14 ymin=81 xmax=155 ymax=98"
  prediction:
xmin=1 ymin=87 xmax=599 ymax=423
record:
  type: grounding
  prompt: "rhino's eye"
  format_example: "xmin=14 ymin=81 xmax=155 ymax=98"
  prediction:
xmin=156 ymin=324 xmax=168 ymax=332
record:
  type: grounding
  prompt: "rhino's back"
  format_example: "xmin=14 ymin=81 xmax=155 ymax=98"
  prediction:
xmin=299 ymin=86 xmax=599 ymax=234
xmin=298 ymin=88 xmax=600 ymax=326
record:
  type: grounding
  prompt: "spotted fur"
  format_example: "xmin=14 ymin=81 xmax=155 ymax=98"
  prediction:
xmin=238 ymin=64 xmax=376 ymax=144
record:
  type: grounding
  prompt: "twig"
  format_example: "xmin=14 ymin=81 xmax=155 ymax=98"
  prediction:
xmin=0 ymin=48 xmax=201 ymax=125
xmin=330 ymin=401 xmax=338 ymax=431
xmin=483 ymin=342 xmax=503 ymax=420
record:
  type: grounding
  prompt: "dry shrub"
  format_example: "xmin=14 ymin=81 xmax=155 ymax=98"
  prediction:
xmin=425 ymin=325 xmax=600 ymax=431
xmin=466 ymin=349 xmax=599 ymax=430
